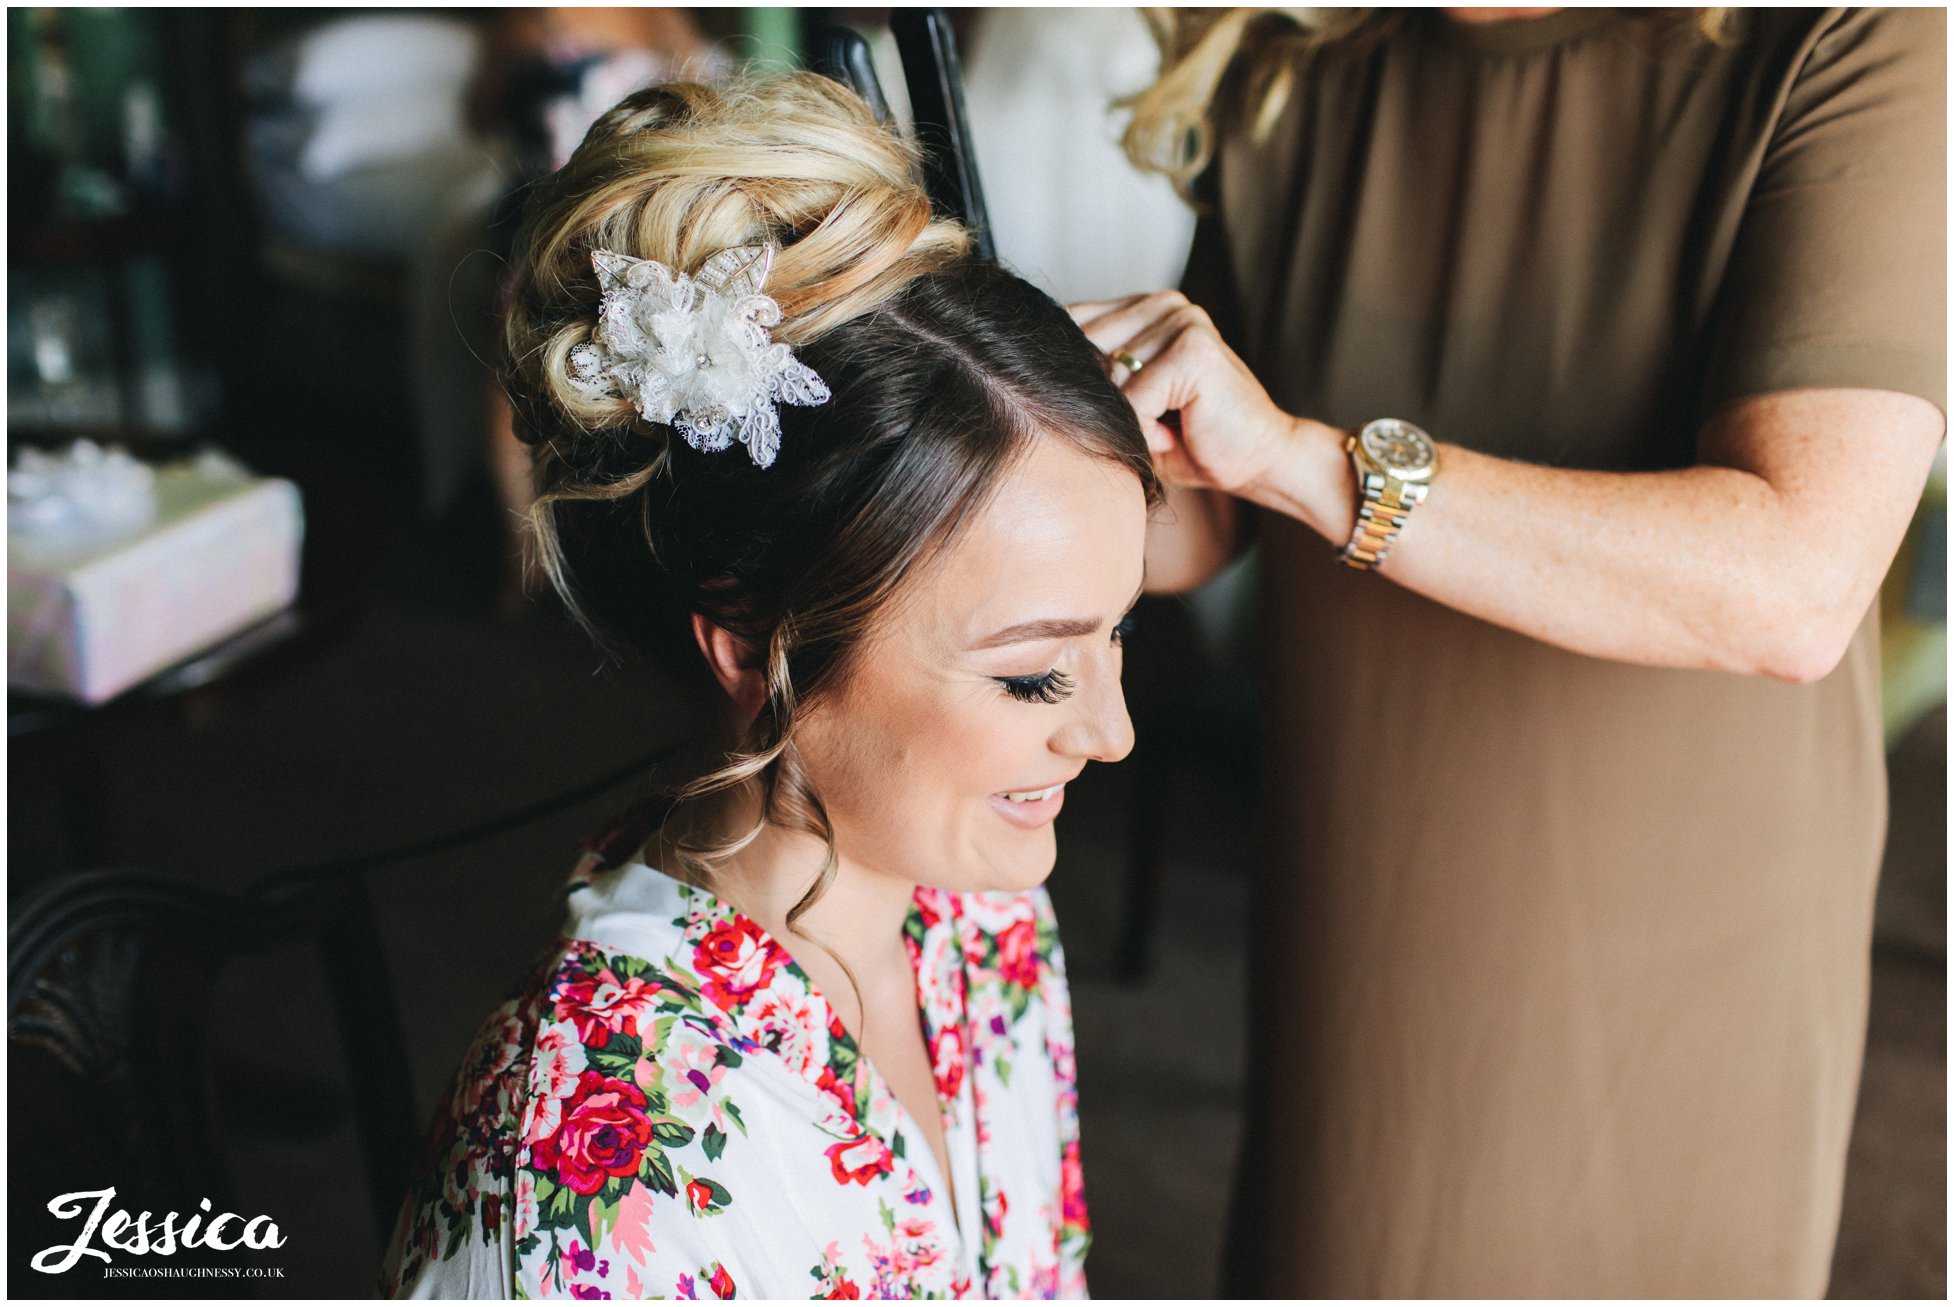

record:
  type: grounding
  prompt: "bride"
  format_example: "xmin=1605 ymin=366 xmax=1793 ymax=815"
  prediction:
xmin=381 ymin=73 xmax=1158 ymax=1299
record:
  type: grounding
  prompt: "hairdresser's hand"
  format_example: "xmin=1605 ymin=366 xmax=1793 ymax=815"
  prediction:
xmin=1069 ymin=290 xmax=1312 ymax=497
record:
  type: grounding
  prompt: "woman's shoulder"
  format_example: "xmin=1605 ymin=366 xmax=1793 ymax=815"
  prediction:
xmin=384 ymin=871 xmax=770 ymax=1297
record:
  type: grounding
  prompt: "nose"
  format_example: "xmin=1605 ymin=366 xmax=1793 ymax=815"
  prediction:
xmin=1057 ymin=663 xmax=1135 ymax=765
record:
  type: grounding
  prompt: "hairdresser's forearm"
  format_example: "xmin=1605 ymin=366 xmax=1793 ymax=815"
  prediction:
xmin=1245 ymin=417 xmax=1877 ymax=683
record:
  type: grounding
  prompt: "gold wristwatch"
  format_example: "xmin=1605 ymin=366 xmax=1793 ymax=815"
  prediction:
xmin=1339 ymin=418 xmax=1438 ymax=570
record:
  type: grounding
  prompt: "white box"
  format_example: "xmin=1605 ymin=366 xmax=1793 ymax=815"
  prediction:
xmin=9 ymin=452 xmax=305 ymax=703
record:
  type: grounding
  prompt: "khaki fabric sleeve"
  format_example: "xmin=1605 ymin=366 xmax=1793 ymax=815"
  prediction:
xmin=1703 ymin=6 xmax=1946 ymax=417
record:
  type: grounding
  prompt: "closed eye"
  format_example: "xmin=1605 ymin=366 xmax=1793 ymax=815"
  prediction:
xmin=994 ymin=614 xmax=1133 ymax=704
xmin=996 ymin=669 xmax=1076 ymax=704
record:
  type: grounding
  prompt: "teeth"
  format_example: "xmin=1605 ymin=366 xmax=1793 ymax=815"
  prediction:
xmin=1002 ymin=784 xmax=1063 ymax=804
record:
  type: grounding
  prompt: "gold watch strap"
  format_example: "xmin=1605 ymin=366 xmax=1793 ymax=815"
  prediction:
xmin=1339 ymin=474 xmax=1418 ymax=570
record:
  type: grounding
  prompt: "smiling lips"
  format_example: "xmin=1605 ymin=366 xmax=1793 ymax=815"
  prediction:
xmin=989 ymin=779 xmax=1071 ymax=828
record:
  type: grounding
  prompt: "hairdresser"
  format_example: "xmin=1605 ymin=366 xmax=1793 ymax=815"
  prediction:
xmin=1074 ymin=7 xmax=1944 ymax=1297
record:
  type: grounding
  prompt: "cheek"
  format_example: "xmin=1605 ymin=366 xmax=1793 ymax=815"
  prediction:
xmin=804 ymin=685 xmax=1040 ymax=821
xmin=919 ymin=692 xmax=1044 ymax=795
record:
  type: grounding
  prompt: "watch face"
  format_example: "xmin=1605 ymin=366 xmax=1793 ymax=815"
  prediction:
xmin=1360 ymin=419 xmax=1437 ymax=479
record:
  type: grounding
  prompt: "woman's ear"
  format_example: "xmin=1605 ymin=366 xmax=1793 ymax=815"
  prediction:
xmin=691 ymin=613 xmax=768 ymax=717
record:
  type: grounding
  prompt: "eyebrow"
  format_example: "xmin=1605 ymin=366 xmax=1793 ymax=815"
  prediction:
xmin=969 ymin=580 xmax=1146 ymax=650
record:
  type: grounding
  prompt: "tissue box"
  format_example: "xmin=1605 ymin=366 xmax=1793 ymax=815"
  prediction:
xmin=9 ymin=451 xmax=304 ymax=703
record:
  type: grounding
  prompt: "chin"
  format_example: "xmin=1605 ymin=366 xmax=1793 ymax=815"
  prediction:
xmin=974 ymin=829 xmax=1059 ymax=895
xmin=908 ymin=818 xmax=1061 ymax=897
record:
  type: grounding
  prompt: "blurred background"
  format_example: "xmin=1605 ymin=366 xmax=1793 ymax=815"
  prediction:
xmin=7 ymin=7 xmax=1943 ymax=1298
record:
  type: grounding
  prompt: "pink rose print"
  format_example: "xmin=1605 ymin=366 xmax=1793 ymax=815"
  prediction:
xmin=995 ymin=917 xmax=1040 ymax=990
xmin=982 ymin=1184 xmax=1009 ymax=1240
xmin=458 ymin=1013 xmax=524 ymax=1117
xmin=668 ymin=1038 xmax=728 ymax=1114
xmin=928 ymin=1024 xmax=964 ymax=1101
xmin=388 ymin=886 xmax=1092 ymax=1301
xmin=525 ymin=1025 xmax=589 ymax=1145
xmin=532 ymin=1070 xmax=658 ymax=1195
xmin=815 ymin=1241 xmax=862 ymax=1298
xmin=1060 ymin=1139 xmax=1088 ymax=1232
xmin=553 ymin=966 xmax=663 ymax=1049
xmin=815 ymin=1065 xmax=858 ymax=1120
xmin=694 ymin=918 xmax=785 ymax=1010
xmin=513 ymin=1177 xmax=540 ymax=1239
xmin=748 ymin=988 xmax=828 ymax=1078
xmin=825 ymin=1134 xmax=895 ymax=1186
xmin=684 ymin=1178 xmax=731 ymax=1214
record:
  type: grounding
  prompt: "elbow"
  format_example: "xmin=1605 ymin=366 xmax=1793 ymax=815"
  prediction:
xmin=1743 ymin=605 xmax=1862 ymax=686
xmin=1756 ymin=634 xmax=1852 ymax=686
xmin=1712 ymin=545 xmax=1872 ymax=685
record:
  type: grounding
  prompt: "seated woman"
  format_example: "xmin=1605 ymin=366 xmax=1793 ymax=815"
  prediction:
xmin=380 ymin=73 xmax=1158 ymax=1300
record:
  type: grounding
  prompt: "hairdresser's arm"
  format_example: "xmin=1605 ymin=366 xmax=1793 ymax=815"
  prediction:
xmin=1074 ymin=291 xmax=1945 ymax=684
xmin=1141 ymin=478 xmax=1244 ymax=593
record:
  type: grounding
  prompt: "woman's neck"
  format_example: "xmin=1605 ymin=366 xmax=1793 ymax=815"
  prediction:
xmin=655 ymin=798 xmax=917 ymax=976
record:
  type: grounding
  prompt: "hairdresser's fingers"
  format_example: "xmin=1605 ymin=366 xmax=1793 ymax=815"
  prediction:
xmin=1111 ymin=301 xmax=1215 ymax=375
xmin=1146 ymin=416 xmax=1209 ymax=489
xmin=1065 ymin=293 xmax=1149 ymax=330
xmin=1068 ymin=290 xmax=1193 ymax=360
xmin=1117 ymin=321 xmax=1289 ymax=496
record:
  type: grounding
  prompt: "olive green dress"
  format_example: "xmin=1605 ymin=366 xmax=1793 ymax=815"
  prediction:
xmin=1189 ymin=8 xmax=1945 ymax=1297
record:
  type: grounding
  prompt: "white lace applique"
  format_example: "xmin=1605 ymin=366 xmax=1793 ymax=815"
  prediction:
xmin=566 ymin=244 xmax=830 ymax=469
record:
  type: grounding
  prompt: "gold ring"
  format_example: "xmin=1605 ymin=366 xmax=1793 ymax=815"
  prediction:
xmin=1112 ymin=349 xmax=1144 ymax=375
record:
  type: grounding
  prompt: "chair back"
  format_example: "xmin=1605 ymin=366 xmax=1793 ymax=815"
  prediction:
xmin=8 ymin=868 xmax=417 ymax=1295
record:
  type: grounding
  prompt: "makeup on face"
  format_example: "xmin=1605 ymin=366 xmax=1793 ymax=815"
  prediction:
xmin=789 ymin=438 xmax=1149 ymax=896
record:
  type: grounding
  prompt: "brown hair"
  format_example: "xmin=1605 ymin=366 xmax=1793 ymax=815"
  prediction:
xmin=1123 ymin=7 xmax=1741 ymax=200
xmin=502 ymin=73 xmax=1160 ymax=938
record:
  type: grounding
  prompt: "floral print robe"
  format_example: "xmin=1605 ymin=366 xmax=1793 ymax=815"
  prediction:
xmin=380 ymin=860 xmax=1090 ymax=1299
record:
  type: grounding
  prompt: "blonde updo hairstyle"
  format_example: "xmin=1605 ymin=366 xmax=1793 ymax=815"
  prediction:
xmin=502 ymin=73 xmax=1160 ymax=932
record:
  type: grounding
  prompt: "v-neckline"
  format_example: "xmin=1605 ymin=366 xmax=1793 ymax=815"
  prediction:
xmin=668 ymin=874 xmax=979 ymax=1249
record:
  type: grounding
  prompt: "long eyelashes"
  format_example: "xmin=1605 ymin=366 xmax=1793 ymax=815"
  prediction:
xmin=995 ymin=613 xmax=1137 ymax=704
xmin=998 ymin=669 xmax=1077 ymax=704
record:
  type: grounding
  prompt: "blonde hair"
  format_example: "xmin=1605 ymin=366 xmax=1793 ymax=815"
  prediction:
xmin=497 ymin=72 xmax=1157 ymax=968
xmin=1123 ymin=7 xmax=1741 ymax=200
xmin=506 ymin=74 xmax=970 ymax=450
xmin=503 ymin=73 xmax=971 ymax=941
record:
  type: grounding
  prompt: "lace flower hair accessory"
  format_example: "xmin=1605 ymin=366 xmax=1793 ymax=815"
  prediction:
xmin=566 ymin=243 xmax=831 ymax=468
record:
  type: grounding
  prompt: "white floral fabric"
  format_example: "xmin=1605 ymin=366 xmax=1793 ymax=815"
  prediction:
xmin=380 ymin=860 xmax=1089 ymax=1299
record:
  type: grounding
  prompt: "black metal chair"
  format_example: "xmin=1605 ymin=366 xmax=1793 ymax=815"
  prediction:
xmin=8 ymin=866 xmax=418 ymax=1296
xmin=7 ymin=735 xmax=674 ymax=1297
